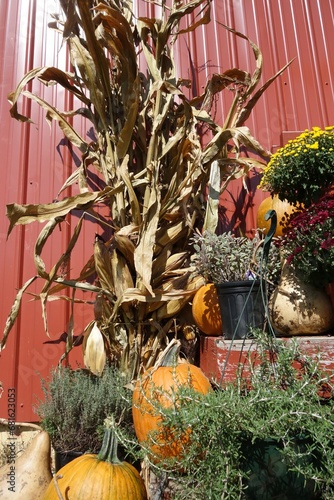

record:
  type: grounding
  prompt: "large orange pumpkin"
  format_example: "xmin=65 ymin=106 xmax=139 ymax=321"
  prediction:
xmin=44 ymin=426 xmax=147 ymax=500
xmin=132 ymin=340 xmax=211 ymax=463
xmin=192 ymin=283 xmax=222 ymax=335
xmin=256 ymin=195 xmax=298 ymax=237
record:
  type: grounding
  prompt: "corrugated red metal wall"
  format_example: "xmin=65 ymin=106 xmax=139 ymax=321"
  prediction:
xmin=1 ymin=0 xmax=333 ymax=421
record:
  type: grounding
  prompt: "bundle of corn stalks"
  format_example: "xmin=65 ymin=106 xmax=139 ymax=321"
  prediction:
xmin=2 ymin=0 xmax=292 ymax=378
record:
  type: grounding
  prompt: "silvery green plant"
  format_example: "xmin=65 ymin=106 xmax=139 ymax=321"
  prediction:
xmin=191 ymin=230 xmax=281 ymax=284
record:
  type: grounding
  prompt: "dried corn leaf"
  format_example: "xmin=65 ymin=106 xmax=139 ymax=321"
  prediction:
xmin=53 ymin=278 xmax=114 ymax=302
xmin=159 ymin=0 xmax=211 ymax=52
xmin=21 ymin=90 xmax=89 ymax=153
xmin=6 ymin=189 xmax=110 ymax=236
xmin=121 ymin=287 xmax=196 ymax=303
xmin=114 ymin=233 xmax=135 ymax=270
xmin=145 ymin=272 xmax=191 ymax=314
xmin=110 ymin=249 xmax=134 ymax=319
xmin=34 ymin=219 xmax=62 ymax=279
xmin=45 ymin=253 xmax=96 ymax=296
xmin=116 ymin=91 xmax=139 ymax=159
xmin=70 ymin=0 xmax=110 ymax=119
xmin=203 ymin=160 xmax=220 ymax=233
xmin=155 ymin=220 xmax=188 ymax=254
xmin=137 ymin=19 xmax=161 ymax=81
xmin=236 ymin=58 xmax=295 ymax=126
xmin=152 ymin=274 xmax=205 ymax=320
xmin=66 ymin=290 xmax=75 ymax=352
xmin=146 ymin=270 xmax=198 ymax=315
xmin=152 ymin=251 xmax=188 ymax=283
xmin=40 ymin=291 xmax=50 ymax=336
xmin=94 ymin=235 xmax=114 ymax=292
xmin=134 ymin=163 xmax=161 ymax=294
xmin=46 ymin=216 xmax=84 ymax=285
xmin=1 ymin=276 xmax=38 ymax=350
xmin=119 ymin=156 xmax=141 ymax=225
xmin=57 ymin=164 xmax=90 ymax=196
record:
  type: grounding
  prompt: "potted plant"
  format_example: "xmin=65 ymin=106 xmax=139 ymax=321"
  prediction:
xmin=259 ymin=126 xmax=334 ymax=207
xmin=278 ymin=193 xmax=334 ymax=290
xmin=191 ymin=230 xmax=281 ymax=339
xmin=268 ymin=192 xmax=334 ymax=335
xmin=35 ymin=365 xmax=132 ymax=471
xmin=124 ymin=329 xmax=334 ymax=499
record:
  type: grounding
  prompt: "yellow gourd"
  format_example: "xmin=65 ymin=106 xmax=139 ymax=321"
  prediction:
xmin=270 ymin=261 xmax=334 ymax=335
xmin=0 ymin=431 xmax=52 ymax=499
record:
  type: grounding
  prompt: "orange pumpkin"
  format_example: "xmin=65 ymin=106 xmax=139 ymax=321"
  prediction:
xmin=256 ymin=195 xmax=298 ymax=237
xmin=44 ymin=426 xmax=147 ymax=500
xmin=192 ymin=283 xmax=222 ymax=335
xmin=132 ymin=340 xmax=211 ymax=463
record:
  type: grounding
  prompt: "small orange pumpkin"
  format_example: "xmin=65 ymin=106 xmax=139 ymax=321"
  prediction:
xmin=191 ymin=283 xmax=222 ymax=335
xmin=132 ymin=340 xmax=211 ymax=463
xmin=44 ymin=425 xmax=147 ymax=500
xmin=256 ymin=195 xmax=297 ymax=237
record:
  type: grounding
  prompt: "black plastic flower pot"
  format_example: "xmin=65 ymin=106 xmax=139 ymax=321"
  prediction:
xmin=241 ymin=437 xmax=318 ymax=500
xmin=215 ymin=280 xmax=265 ymax=340
xmin=55 ymin=450 xmax=83 ymax=471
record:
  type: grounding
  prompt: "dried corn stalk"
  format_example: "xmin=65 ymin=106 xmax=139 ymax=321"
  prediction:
xmin=2 ymin=0 xmax=292 ymax=378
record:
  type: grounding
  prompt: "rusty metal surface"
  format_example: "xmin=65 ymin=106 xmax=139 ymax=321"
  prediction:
xmin=0 ymin=0 xmax=333 ymax=421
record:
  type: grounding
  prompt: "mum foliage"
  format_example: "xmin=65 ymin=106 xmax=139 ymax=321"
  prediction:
xmin=259 ymin=126 xmax=334 ymax=207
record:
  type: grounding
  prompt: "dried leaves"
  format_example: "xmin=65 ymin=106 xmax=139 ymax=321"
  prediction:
xmin=2 ymin=0 xmax=292 ymax=376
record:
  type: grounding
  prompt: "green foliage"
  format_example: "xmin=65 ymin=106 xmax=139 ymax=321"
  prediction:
xmin=191 ymin=230 xmax=281 ymax=284
xmin=259 ymin=126 xmax=334 ymax=207
xmin=35 ymin=365 xmax=132 ymax=453
xmin=122 ymin=331 xmax=334 ymax=499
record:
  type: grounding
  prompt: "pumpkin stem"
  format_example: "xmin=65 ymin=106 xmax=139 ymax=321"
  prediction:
xmin=155 ymin=339 xmax=181 ymax=368
xmin=97 ymin=424 xmax=121 ymax=464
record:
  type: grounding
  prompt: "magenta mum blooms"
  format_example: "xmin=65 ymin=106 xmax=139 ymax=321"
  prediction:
xmin=279 ymin=193 xmax=334 ymax=288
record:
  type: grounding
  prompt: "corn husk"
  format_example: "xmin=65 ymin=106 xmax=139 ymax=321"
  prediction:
xmin=83 ymin=322 xmax=107 ymax=376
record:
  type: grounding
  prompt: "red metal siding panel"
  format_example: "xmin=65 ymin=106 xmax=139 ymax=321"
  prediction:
xmin=0 ymin=0 xmax=84 ymax=422
xmin=178 ymin=0 xmax=334 ymax=234
xmin=0 ymin=0 xmax=333 ymax=421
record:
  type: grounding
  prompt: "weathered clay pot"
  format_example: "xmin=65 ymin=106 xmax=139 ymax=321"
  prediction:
xmin=269 ymin=262 xmax=334 ymax=335
xmin=325 ymin=282 xmax=334 ymax=309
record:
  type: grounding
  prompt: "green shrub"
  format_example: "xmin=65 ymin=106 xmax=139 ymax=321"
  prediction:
xmin=123 ymin=331 xmax=334 ymax=499
xmin=35 ymin=365 xmax=132 ymax=453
